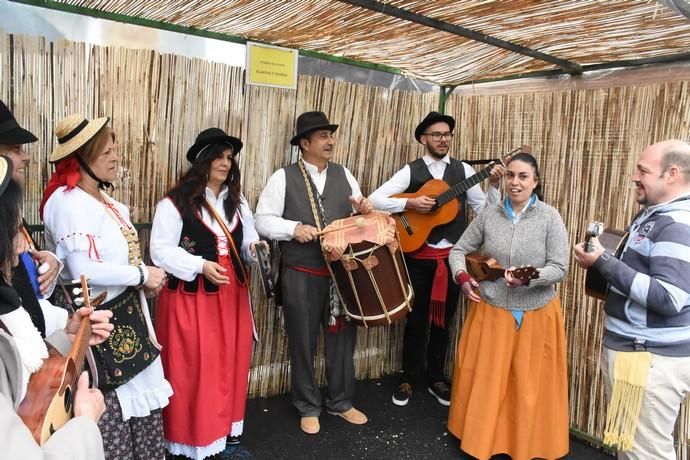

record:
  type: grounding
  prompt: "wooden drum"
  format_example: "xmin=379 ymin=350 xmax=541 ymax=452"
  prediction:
xmin=321 ymin=211 xmax=413 ymax=327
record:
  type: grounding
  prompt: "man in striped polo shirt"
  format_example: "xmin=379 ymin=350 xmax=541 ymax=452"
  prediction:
xmin=574 ymin=139 xmax=690 ymax=459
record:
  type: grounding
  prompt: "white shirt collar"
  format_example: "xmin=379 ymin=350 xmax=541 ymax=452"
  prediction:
xmin=301 ymin=158 xmax=327 ymax=174
xmin=422 ymin=154 xmax=451 ymax=166
xmin=205 ymin=185 xmax=228 ymax=200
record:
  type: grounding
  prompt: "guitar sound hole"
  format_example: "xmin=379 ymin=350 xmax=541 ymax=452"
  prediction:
xmin=63 ymin=386 xmax=73 ymax=413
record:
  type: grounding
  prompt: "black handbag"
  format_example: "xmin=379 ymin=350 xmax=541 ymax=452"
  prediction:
xmin=91 ymin=287 xmax=160 ymax=391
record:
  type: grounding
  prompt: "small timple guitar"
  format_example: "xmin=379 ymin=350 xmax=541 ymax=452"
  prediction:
xmin=465 ymin=252 xmax=540 ymax=283
xmin=583 ymin=221 xmax=628 ymax=300
xmin=393 ymin=145 xmax=530 ymax=253
xmin=17 ymin=275 xmax=94 ymax=445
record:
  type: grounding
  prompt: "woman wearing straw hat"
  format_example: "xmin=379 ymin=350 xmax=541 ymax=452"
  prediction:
xmin=448 ymin=152 xmax=570 ymax=460
xmin=40 ymin=115 xmax=173 ymax=460
xmin=150 ymin=128 xmax=260 ymax=460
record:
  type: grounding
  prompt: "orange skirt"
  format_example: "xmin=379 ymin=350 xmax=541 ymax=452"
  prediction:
xmin=447 ymin=296 xmax=569 ymax=460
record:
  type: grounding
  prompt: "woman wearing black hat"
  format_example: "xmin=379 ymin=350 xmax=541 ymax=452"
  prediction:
xmin=41 ymin=115 xmax=173 ymax=460
xmin=150 ymin=128 xmax=260 ymax=459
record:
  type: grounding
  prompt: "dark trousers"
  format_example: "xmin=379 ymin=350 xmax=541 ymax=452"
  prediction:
xmin=402 ymin=256 xmax=460 ymax=385
xmin=281 ymin=267 xmax=357 ymax=417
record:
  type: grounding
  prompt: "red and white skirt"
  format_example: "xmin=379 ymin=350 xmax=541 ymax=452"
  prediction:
xmin=156 ymin=255 xmax=253 ymax=460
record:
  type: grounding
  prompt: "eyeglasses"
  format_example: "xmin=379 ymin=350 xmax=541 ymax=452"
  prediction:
xmin=423 ymin=132 xmax=454 ymax=141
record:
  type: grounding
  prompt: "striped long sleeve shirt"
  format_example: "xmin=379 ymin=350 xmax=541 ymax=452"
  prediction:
xmin=594 ymin=195 xmax=690 ymax=356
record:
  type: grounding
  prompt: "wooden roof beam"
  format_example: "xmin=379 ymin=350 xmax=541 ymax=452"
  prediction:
xmin=337 ymin=0 xmax=583 ymax=75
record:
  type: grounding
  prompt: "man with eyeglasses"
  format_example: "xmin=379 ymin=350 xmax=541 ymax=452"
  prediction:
xmin=369 ymin=111 xmax=503 ymax=408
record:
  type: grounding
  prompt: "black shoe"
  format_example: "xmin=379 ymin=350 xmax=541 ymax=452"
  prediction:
xmin=392 ymin=382 xmax=412 ymax=406
xmin=226 ymin=435 xmax=241 ymax=446
xmin=428 ymin=381 xmax=451 ymax=406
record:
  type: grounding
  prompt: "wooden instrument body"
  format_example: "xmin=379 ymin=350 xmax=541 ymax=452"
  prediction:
xmin=17 ymin=275 xmax=93 ymax=445
xmin=466 ymin=253 xmax=504 ymax=282
xmin=392 ymin=179 xmax=458 ymax=253
xmin=465 ymin=252 xmax=540 ymax=283
xmin=329 ymin=240 xmax=413 ymax=327
xmin=17 ymin=352 xmax=78 ymax=444
xmin=584 ymin=228 xmax=628 ymax=300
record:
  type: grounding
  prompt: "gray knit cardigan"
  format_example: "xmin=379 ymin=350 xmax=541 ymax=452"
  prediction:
xmin=449 ymin=199 xmax=569 ymax=311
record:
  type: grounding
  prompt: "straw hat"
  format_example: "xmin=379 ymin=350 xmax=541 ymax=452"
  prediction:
xmin=50 ymin=114 xmax=110 ymax=163
xmin=0 ymin=155 xmax=12 ymax=196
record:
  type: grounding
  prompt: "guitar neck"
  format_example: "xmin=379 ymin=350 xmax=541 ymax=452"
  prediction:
xmin=69 ymin=275 xmax=93 ymax=377
xmin=435 ymin=163 xmax=493 ymax=207
xmin=68 ymin=317 xmax=92 ymax=372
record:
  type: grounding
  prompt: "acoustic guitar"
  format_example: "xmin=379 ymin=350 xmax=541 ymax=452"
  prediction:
xmin=392 ymin=145 xmax=530 ymax=253
xmin=465 ymin=252 xmax=540 ymax=283
xmin=17 ymin=275 xmax=94 ymax=445
xmin=583 ymin=221 xmax=628 ymax=300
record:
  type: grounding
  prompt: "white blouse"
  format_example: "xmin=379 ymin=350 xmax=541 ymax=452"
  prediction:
xmin=150 ymin=186 xmax=260 ymax=281
xmin=43 ymin=185 xmax=172 ymax=420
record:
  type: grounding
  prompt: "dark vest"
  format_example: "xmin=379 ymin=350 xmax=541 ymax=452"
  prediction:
xmin=165 ymin=196 xmax=244 ymax=293
xmin=12 ymin=222 xmax=46 ymax=337
xmin=280 ymin=162 xmax=353 ymax=268
xmin=405 ymin=157 xmax=467 ymax=244
xmin=12 ymin=262 xmax=46 ymax=337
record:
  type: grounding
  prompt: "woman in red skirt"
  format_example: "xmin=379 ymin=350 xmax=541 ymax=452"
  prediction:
xmin=151 ymin=128 xmax=260 ymax=460
xmin=448 ymin=152 xmax=570 ymax=460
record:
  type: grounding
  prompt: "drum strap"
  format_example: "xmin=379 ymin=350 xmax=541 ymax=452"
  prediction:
xmin=297 ymin=159 xmax=343 ymax=325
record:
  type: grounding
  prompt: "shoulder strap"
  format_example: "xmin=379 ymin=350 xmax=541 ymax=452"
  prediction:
xmin=202 ymin=199 xmax=248 ymax=285
xmin=296 ymin=159 xmax=325 ymax=231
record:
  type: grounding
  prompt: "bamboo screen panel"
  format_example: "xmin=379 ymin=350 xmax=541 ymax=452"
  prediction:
xmin=0 ymin=31 xmax=438 ymax=399
xmin=446 ymin=83 xmax=690 ymax=458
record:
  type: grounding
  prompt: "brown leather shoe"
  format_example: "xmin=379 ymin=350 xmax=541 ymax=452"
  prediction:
xmin=327 ymin=407 xmax=368 ymax=425
xmin=300 ymin=416 xmax=320 ymax=434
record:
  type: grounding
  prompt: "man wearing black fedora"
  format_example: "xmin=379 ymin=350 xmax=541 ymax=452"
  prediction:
xmin=255 ymin=111 xmax=372 ymax=435
xmin=0 ymin=99 xmax=64 ymax=338
xmin=369 ymin=111 xmax=504 ymax=408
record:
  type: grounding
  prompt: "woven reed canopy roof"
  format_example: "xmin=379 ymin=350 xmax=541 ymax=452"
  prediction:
xmin=49 ymin=0 xmax=690 ymax=85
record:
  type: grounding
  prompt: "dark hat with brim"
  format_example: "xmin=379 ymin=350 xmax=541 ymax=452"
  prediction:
xmin=186 ymin=128 xmax=243 ymax=163
xmin=0 ymin=155 xmax=13 ymax=197
xmin=414 ymin=111 xmax=455 ymax=143
xmin=0 ymin=100 xmax=38 ymax=145
xmin=290 ymin=111 xmax=338 ymax=146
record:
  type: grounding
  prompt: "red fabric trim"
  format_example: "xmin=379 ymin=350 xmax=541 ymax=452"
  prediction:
xmin=40 ymin=157 xmax=81 ymax=219
xmin=290 ymin=265 xmax=330 ymax=277
xmin=326 ymin=316 xmax=347 ymax=335
xmin=408 ymin=246 xmax=451 ymax=328
xmin=456 ymin=271 xmax=473 ymax=286
xmin=86 ymin=234 xmax=101 ymax=261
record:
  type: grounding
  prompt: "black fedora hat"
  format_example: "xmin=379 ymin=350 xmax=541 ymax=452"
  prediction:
xmin=0 ymin=155 xmax=13 ymax=197
xmin=0 ymin=100 xmax=38 ymax=145
xmin=186 ymin=127 xmax=243 ymax=163
xmin=290 ymin=111 xmax=338 ymax=146
xmin=414 ymin=111 xmax=455 ymax=143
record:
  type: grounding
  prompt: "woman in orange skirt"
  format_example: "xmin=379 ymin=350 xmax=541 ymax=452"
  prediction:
xmin=448 ymin=152 xmax=570 ymax=460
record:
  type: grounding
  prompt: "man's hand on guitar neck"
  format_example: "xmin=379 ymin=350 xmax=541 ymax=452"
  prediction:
xmin=573 ymin=238 xmax=605 ymax=269
xmin=405 ymin=195 xmax=436 ymax=213
xmin=65 ymin=307 xmax=114 ymax=346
